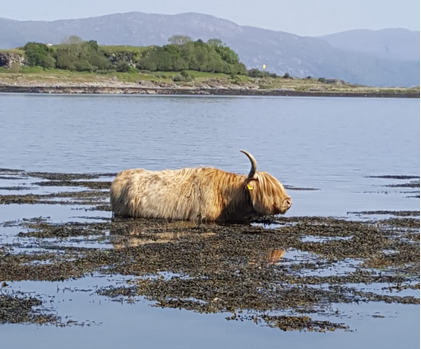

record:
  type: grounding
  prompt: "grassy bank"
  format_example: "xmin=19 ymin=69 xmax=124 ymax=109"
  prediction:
xmin=0 ymin=40 xmax=419 ymax=96
xmin=0 ymin=67 xmax=419 ymax=96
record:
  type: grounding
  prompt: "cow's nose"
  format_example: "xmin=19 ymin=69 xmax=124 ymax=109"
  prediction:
xmin=284 ymin=198 xmax=292 ymax=208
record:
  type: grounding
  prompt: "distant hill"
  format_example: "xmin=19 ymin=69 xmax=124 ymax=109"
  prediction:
xmin=0 ymin=12 xmax=419 ymax=87
xmin=319 ymin=28 xmax=420 ymax=62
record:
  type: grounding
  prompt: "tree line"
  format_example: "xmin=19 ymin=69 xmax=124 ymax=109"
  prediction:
xmin=23 ymin=35 xmax=249 ymax=75
xmin=21 ymin=35 xmax=284 ymax=78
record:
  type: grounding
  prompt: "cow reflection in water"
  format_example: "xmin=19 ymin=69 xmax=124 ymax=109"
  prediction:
xmin=266 ymin=249 xmax=286 ymax=265
xmin=111 ymin=223 xmax=285 ymax=267
xmin=110 ymin=221 xmax=216 ymax=249
xmin=249 ymin=249 xmax=286 ymax=266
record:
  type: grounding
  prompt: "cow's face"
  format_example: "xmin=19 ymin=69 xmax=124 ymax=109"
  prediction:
xmin=245 ymin=172 xmax=292 ymax=216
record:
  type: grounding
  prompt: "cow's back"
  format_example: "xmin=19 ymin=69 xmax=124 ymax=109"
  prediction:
xmin=110 ymin=168 xmax=211 ymax=220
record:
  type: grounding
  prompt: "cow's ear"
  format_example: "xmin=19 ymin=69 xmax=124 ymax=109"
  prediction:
xmin=245 ymin=177 xmax=258 ymax=191
xmin=245 ymin=177 xmax=258 ymax=185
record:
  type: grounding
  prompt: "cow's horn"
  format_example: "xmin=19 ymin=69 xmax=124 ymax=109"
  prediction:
xmin=240 ymin=150 xmax=257 ymax=178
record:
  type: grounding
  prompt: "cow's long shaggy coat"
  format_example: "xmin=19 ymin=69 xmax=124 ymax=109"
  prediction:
xmin=110 ymin=151 xmax=291 ymax=223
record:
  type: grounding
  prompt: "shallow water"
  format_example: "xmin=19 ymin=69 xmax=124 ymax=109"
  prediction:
xmin=3 ymin=276 xmax=419 ymax=349
xmin=0 ymin=94 xmax=419 ymax=348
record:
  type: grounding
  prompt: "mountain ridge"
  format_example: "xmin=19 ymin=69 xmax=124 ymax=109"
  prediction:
xmin=319 ymin=28 xmax=419 ymax=62
xmin=0 ymin=12 xmax=419 ymax=87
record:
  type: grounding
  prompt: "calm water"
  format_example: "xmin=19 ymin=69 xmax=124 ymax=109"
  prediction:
xmin=0 ymin=94 xmax=419 ymax=348
xmin=1 ymin=94 xmax=419 ymax=216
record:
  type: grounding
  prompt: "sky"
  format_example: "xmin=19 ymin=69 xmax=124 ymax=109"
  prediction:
xmin=1 ymin=0 xmax=419 ymax=36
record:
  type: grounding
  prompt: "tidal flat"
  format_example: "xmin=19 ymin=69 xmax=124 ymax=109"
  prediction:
xmin=0 ymin=170 xmax=419 ymax=336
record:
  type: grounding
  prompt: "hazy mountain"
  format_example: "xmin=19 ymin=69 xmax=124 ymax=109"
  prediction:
xmin=319 ymin=28 xmax=420 ymax=62
xmin=0 ymin=12 xmax=419 ymax=87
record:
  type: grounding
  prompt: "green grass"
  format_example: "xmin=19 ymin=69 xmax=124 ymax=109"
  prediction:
xmin=0 ymin=65 xmax=419 ymax=95
xmin=0 ymin=67 xmax=90 ymax=75
xmin=0 ymin=49 xmax=25 ymax=55
xmin=231 ymin=74 xmax=252 ymax=82
xmin=182 ymin=70 xmax=229 ymax=79
xmin=0 ymin=66 xmax=173 ymax=83
xmin=115 ymin=71 xmax=164 ymax=82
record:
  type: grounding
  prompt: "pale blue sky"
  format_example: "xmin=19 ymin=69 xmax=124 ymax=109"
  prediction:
xmin=2 ymin=0 xmax=419 ymax=36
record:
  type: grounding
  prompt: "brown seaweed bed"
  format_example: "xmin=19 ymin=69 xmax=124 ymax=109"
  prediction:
xmin=0 ymin=170 xmax=419 ymax=332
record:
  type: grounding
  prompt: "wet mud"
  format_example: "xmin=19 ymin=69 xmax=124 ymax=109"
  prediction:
xmin=367 ymin=175 xmax=419 ymax=180
xmin=348 ymin=210 xmax=420 ymax=217
xmin=0 ymin=170 xmax=419 ymax=332
xmin=364 ymin=175 xmax=420 ymax=198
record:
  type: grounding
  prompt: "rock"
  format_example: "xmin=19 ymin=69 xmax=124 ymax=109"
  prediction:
xmin=0 ymin=52 xmax=25 ymax=69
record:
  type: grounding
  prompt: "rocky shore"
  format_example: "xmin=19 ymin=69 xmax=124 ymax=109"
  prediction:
xmin=1 ymin=83 xmax=419 ymax=98
xmin=0 ymin=74 xmax=418 ymax=98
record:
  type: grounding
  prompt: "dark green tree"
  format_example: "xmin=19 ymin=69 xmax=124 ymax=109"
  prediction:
xmin=137 ymin=39 xmax=247 ymax=74
xmin=24 ymin=42 xmax=55 ymax=69
xmin=55 ymin=38 xmax=110 ymax=71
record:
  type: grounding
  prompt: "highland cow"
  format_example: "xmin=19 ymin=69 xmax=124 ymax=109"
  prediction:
xmin=110 ymin=150 xmax=291 ymax=223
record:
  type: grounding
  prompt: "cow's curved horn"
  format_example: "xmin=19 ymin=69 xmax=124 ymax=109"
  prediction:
xmin=240 ymin=150 xmax=257 ymax=178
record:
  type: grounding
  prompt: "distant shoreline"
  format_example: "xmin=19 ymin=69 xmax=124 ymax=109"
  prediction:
xmin=0 ymin=85 xmax=419 ymax=98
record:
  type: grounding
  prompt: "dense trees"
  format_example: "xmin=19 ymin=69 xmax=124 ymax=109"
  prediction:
xmin=137 ymin=39 xmax=247 ymax=75
xmin=24 ymin=43 xmax=55 ymax=69
xmin=55 ymin=39 xmax=111 ymax=71
xmin=20 ymin=36 xmax=249 ymax=76
xmin=24 ymin=38 xmax=110 ymax=72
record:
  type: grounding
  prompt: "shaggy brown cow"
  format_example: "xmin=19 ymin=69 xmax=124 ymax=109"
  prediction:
xmin=110 ymin=150 xmax=291 ymax=222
